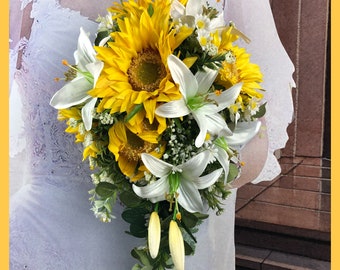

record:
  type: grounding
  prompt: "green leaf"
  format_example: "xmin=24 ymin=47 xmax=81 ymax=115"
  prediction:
xmin=181 ymin=211 xmax=199 ymax=228
xmin=122 ymin=208 xmax=149 ymax=224
xmin=147 ymin=4 xmax=154 ymax=17
xmin=129 ymin=223 xmax=148 ymax=238
xmin=95 ymin=182 xmax=117 ymax=198
xmin=252 ymin=102 xmax=267 ymax=119
xmin=119 ymin=191 xmax=144 ymax=208
xmin=227 ymin=163 xmax=239 ymax=183
xmin=131 ymin=248 xmax=151 ymax=267
xmin=94 ymin=30 xmax=110 ymax=46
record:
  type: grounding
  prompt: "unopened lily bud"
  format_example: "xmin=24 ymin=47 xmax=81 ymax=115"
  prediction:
xmin=148 ymin=211 xmax=161 ymax=259
xmin=169 ymin=220 xmax=185 ymax=270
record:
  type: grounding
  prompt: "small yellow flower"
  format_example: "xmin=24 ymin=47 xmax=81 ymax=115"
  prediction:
xmin=169 ymin=220 xmax=185 ymax=270
xmin=148 ymin=212 xmax=161 ymax=259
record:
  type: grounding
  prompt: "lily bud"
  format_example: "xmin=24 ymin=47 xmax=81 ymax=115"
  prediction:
xmin=148 ymin=211 xmax=161 ymax=259
xmin=169 ymin=220 xmax=185 ymax=270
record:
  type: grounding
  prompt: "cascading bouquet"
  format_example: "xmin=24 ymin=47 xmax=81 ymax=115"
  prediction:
xmin=50 ymin=0 xmax=266 ymax=269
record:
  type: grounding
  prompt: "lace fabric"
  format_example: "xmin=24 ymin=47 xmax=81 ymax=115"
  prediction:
xmin=9 ymin=0 xmax=294 ymax=269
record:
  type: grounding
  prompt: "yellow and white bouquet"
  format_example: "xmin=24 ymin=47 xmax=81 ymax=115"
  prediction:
xmin=50 ymin=0 xmax=265 ymax=269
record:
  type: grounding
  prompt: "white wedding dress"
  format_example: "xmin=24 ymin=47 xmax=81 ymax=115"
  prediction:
xmin=9 ymin=0 xmax=294 ymax=269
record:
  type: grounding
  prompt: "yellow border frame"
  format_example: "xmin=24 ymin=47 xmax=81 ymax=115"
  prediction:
xmin=2 ymin=0 xmax=9 ymax=269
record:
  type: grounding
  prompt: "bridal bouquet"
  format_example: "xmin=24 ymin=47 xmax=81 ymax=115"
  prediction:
xmin=50 ymin=0 xmax=265 ymax=269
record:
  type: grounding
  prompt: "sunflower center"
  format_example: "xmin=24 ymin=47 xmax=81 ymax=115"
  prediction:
xmin=120 ymin=129 xmax=156 ymax=162
xmin=128 ymin=49 xmax=166 ymax=92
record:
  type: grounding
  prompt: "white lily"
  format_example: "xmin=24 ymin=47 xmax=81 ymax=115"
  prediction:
xmin=50 ymin=27 xmax=103 ymax=131
xmin=209 ymin=120 xmax=262 ymax=182
xmin=132 ymin=151 xmax=223 ymax=213
xmin=156 ymin=55 xmax=242 ymax=147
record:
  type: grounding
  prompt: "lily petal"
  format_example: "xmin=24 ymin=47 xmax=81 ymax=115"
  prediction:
xmin=227 ymin=120 xmax=261 ymax=148
xmin=50 ymin=77 xmax=91 ymax=109
xmin=195 ymin=68 xmax=218 ymax=95
xmin=168 ymin=55 xmax=198 ymax=99
xmin=207 ymin=82 xmax=243 ymax=113
xmin=192 ymin=113 xmax=208 ymax=148
xmin=192 ymin=168 xmax=223 ymax=190
xmin=177 ymin=178 xmax=204 ymax=213
xmin=132 ymin=176 xmax=169 ymax=203
xmin=180 ymin=150 xmax=210 ymax=179
xmin=215 ymin=148 xmax=230 ymax=183
xmin=81 ymin=97 xmax=97 ymax=131
xmin=75 ymin=27 xmax=97 ymax=70
xmin=86 ymin=61 xmax=104 ymax=86
xmin=141 ymin=153 xmax=173 ymax=177
xmin=155 ymin=99 xmax=190 ymax=118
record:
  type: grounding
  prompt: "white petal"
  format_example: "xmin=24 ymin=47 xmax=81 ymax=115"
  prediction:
xmin=208 ymin=82 xmax=243 ymax=112
xmin=76 ymin=28 xmax=97 ymax=70
xmin=209 ymin=13 xmax=225 ymax=31
xmin=167 ymin=55 xmax=198 ymax=99
xmin=195 ymin=68 xmax=218 ymax=95
xmin=186 ymin=0 xmax=204 ymax=16
xmin=192 ymin=168 xmax=223 ymax=190
xmin=170 ymin=0 xmax=185 ymax=19
xmin=86 ymin=61 xmax=104 ymax=86
xmin=49 ymin=77 xmax=91 ymax=109
xmin=81 ymin=98 xmax=97 ymax=131
xmin=132 ymin=176 xmax=169 ymax=202
xmin=180 ymin=150 xmax=210 ymax=179
xmin=155 ymin=99 xmax=190 ymax=118
xmin=227 ymin=120 xmax=261 ymax=147
xmin=177 ymin=179 xmax=204 ymax=213
xmin=215 ymin=149 xmax=230 ymax=183
xmin=141 ymin=154 xmax=173 ymax=178
xmin=205 ymin=113 xmax=232 ymax=136
xmin=192 ymin=113 xmax=208 ymax=148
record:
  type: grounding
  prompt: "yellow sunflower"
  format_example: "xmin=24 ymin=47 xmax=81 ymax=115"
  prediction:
xmin=89 ymin=0 xmax=193 ymax=129
xmin=58 ymin=108 xmax=100 ymax=161
xmin=108 ymin=121 xmax=165 ymax=181
xmin=217 ymin=26 xmax=263 ymax=104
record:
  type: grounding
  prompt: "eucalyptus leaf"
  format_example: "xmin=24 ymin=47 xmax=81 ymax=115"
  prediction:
xmin=95 ymin=182 xmax=117 ymax=198
xmin=227 ymin=163 xmax=239 ymax=183
xmin=131 ymin=248 xmax=151 ymax=267
xmin=120 ymin=191 xmax=144 ymax=208
xmin=129 ymin=223 xmax=148 ymax=238
xmin=252 ymin=102 xmax=267 ymax=119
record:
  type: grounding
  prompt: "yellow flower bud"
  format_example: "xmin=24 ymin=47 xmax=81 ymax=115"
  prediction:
xmin=169 ymin=220 xmax=185 ymax=270
xmin=148 ymin=212 xmax=161 ymax=259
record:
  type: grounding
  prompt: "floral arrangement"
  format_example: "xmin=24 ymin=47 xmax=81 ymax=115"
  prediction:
xmin=50 ymin=0 xmax=266 ymax=269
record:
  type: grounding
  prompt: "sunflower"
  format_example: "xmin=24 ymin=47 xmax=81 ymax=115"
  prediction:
xmin=89 ymin=0 xmax=193 ymax=129
xmin=108 ymin=121 xmax=166 ymax=181
xmin=216 ymin=26 xmax=264 ymax=105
